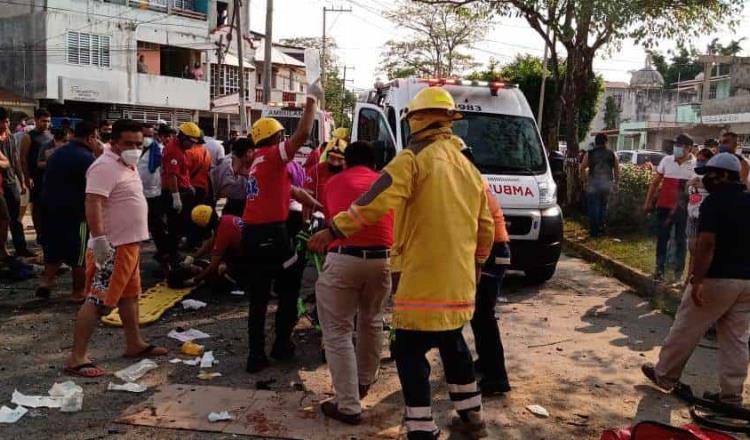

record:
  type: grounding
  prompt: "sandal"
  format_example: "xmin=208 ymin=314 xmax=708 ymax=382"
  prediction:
xmin=64 ymin=362 xmax=106 ymax=378
xmin=123 ymin=344 xmax=168 ymax=359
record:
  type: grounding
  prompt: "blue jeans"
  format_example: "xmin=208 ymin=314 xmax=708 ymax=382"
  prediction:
xmin=656 ymin=207 xmax=687 ymax=276
xmin=587 ymin=189 xmax=610 ymax=237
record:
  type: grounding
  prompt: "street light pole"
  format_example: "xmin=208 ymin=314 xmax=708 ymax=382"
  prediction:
xmin=235 ymin=0 xmax=248 ymax=131
xmin=262 ymin=0 xmax=273 ymax=105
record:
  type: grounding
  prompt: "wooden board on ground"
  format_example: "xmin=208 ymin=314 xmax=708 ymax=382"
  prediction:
xmin=116 ymin=384 xmax=403 ymax=439
xmin=101 ymin=282 xmax=192 ymax=327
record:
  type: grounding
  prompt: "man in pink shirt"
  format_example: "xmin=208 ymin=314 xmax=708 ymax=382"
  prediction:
xmin=65 ymin=119 xmax=167 ymax=378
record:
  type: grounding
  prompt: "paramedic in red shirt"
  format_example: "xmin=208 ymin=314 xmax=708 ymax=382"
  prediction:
xmin=243 ymin=80 xmax=324 ymax=374
xmin=161 ymin=122 xmax=200 ymax=263
xmin=316 ymin=141 xmax=394 ymax=424
xmin=643 ymin=133 xmax=696 ymax=282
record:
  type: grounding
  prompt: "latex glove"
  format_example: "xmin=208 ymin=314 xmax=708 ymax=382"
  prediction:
xmin=90 ymin=235 xmax=113 ymax=268
xmin=181 ymin=255 xmax=195 ymax=267
xmin=307 ymin=79 xmax=324 ymax=104
xmin=172 ymin=192 xmax=183 ymax=213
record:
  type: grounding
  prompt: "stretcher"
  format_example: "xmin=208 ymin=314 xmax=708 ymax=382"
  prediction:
xmin=101 ymin=282 xmax=193 ymax=327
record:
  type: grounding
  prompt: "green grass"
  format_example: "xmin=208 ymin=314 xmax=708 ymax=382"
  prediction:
xmin=564 ymin=218 xmax=656 ymax=275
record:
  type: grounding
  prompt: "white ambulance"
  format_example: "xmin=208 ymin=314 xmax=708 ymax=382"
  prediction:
xmin=262 ymin=105 xmax=335 ymax=165
xmin=351 ymin=77 xmax=563 ymax=282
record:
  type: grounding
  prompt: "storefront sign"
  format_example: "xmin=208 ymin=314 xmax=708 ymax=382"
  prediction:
xmin=702 ymin=112 xmax=750 ymax=125
xmin=59 ymin=77 xmax=111 ymax=102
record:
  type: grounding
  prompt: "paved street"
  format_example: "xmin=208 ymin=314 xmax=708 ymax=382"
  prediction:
xmin=0 ymin=251 xmax=739 ymax=439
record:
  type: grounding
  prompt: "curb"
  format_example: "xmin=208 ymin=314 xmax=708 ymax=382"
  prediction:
xmin=563 ymin=237 xmax=682 ymax=314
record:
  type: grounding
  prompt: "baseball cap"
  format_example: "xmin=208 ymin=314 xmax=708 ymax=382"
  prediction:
xmin=695 ymin=152 xmax=741 ymax=175
xmin=673 ymin=133 xmax=694 ymax=146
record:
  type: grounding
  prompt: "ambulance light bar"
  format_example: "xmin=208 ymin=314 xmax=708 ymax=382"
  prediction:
xmin=416 ymin=78 xmax=516 ymax=89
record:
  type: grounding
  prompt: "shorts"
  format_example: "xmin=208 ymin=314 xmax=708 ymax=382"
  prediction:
xmin=42 ymin=214 xmax=88 ymax=266
xmin=687 ymin=216 xmax=700 ymax=240
xmin=85 ymin=242 xmax=141 ymax=308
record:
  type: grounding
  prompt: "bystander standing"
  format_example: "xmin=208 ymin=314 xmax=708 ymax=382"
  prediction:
xmin=20 ymin=108 xmax=51 ymax=240
xmin=0 ymin=107 xmax=32 ymax=257
xmin=580 ymin=133 xmax=619 ymax=237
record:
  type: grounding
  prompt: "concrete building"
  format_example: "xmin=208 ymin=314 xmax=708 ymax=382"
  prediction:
xmin=0 ymin=0 xmax=218 ymax=125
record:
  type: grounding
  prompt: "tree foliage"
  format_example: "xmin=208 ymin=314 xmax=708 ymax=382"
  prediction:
xmin=603 ymin=95 xmax=620 ymax=130
xmin=649 ymin=46 xmax=703 ymax=87
xmin=379 ymin=0 xmax=493 ymax=79
xmin=280 ymin=37 xmax=357 ymax=128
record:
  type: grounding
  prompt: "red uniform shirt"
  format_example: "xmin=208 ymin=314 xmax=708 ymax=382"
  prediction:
xmin=323 ymin=165 xmax=393 ymax=249
xmin=305 ymin=162 xmax=338 ymax=204
xmin=213 ymin=215 xmax=243 ymax=256
xmin=161 ymin=139 xmax=191 ymax=190
xmin=303 ymin=148 xmax=321 ymax=174
xmin=185 ymin=145 xmax=212 ymax=191
xmin=242 ymin=143 xmax=292 ymax=225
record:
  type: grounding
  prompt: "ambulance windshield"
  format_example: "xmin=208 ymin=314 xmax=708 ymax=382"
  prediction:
xmin=452 ymin=114 xmax=546 ymax=175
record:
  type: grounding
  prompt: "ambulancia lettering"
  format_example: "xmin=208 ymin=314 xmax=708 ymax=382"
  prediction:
xmin=490 ymin=183 xmax=534 ymax=197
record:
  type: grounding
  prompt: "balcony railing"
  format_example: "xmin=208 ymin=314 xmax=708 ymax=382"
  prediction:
xmin=255 ymin=89 xmax=264 ymax=102
xmin=106 ymin=0 xmax=207 ymax=20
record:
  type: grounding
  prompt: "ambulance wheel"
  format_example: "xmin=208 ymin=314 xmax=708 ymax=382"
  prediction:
xmin=525 ymin=266 xmax=556 ymax=284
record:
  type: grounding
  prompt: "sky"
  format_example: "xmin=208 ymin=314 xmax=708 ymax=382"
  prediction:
xmin=249 ymin=0 xmax=747 ymax=90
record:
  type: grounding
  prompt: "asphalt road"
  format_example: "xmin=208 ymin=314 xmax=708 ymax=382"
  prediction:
xmin=0 ymin=247 xmax=743 ymax=439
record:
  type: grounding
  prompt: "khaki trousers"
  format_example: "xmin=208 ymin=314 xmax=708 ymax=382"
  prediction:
xmin=316 ymin=252 xmax=391 ymax=415
xmin=655 ymin=278 xmax=750 ymax=404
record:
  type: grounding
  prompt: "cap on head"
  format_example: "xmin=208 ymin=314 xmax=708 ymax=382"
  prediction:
xmin=251 ymin=118 xmax=284 ymax=145
xmin=695 ymin=152 xmax=741 ymax=175
xmin=404 ymin=86 xmax=462 ymax=120
xmin=178 ymin=122 xmax=202 ymax=142
xmin=673 ymin=133 xmax=694 ymax=147
xmin=191 ymin=204 xmax=213 ymax=227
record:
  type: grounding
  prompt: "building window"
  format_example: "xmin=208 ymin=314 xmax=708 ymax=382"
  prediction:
xmin=210 ymin=64 xmax=250 ymax=98
xmin=67 ymin=31 xmax=110 ymax=67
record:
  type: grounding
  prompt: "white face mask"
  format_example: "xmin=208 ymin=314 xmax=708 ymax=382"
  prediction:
xmin=120 ymin=149 xmax=141 ymax=167
xmin=142 ymin=137 xmax=153 ymax=148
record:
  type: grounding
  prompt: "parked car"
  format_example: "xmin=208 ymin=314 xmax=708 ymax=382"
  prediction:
xmin=616 ymin=150 xmax=665 ymax=167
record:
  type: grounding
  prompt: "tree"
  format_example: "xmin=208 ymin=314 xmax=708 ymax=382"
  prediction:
xmin=708 ymin=37 xmax=746 ymax=56
xmin=379 ymin=0 xmax=493 ymax=79
xmin=280 ymin=37 xmax=358 ymax=128
xmin=422 ymin=0 xmax=743 ymax=207
xmin=603 ymin=95 xmax=620 ymax=130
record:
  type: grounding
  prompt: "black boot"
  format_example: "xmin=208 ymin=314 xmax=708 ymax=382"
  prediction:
xmin=246 ymin=352 xmax=270 ymax=373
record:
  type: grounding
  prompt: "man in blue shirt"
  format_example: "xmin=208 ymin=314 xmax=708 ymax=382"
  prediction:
xmin=35 ymin=121 xmax=97 ymax=301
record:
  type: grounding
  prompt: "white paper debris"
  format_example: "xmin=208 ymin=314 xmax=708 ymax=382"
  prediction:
xmin=48 ymin=381 xmax=82 ymax=397
xmin=208 ymin=411 xmax=233 ymax=422
xmin=11 ymin=390 xmax=62 ymax=408
xmin=0 ymin=405 xmax=28 ymax=423
xmin=169 ymin=357 xmax=201 ymax=366
xmin=114 ymin=359 xmax=158 ymax=382
xmin=230 ymin=290 xmax=245 ymax=296
xmin=167 ymin=328 xmax=211 ymax=342
xmin=200 ymin=351 xmax=215 ymax=368
xmin=181 ymin=299 xmax=207 ymax=310
xmin=526 ymin=404 xmax=550 ymax=418
xmin=169 ymin=358 xmax=182 ymax=364
xmin=60 ymin=390 xmax=83 ymax=412
xmin=107 ymin=382 xmax=147 ymax=393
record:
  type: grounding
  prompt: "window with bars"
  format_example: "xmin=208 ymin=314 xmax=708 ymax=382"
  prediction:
xmin=67 ymin=31 xmax=110 ymax=67
xmin=210 ymin=64 xmax=250 ymax=98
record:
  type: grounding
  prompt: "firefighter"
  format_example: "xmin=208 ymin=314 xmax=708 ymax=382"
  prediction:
xmin=309 ymin=86 xmax=495 ymax=439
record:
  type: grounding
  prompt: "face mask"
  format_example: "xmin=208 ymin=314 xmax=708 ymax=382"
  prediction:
xmin=719 ymin=144 xmax=731 ymax=153
xmin=100 ymin=132 xmax=111 ymax=143
xmin=142 ymin=137 xmax=153 ymax=148
xmin=695 ymin=160 xmax=707 ymax=171
xmin=673 ymin=146 xmax=684 ymax=158
xmin=327 ymin=163 xmax=344 ymax=173
xmin=120 ymin=149 xmax=141 ymax=167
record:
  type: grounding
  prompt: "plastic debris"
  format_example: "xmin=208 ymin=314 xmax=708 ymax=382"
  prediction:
xmin=48 ymin=381 xmax=82 ymax=398
xmin=181 ymin=299 xmax=207 ymax=310
xmin=11 ymin=390 xmax=62 ymax=408
xmin=208 ymin=410 xmax=233 ymax=422
xmin=183 ymin=357 xmax=201 ymax=366
xmin=230 ymin=290 xmax=245 ymax=296
xmin=200 ymin=351 xmax=215 ymax=369
xmin=0 ymin=405 xmax=28 ymax=423
xmin=169 ymin=358 xmax=183 ymax=364
xmin=168 ymin=328 xmax=210 ymax=342
xmin=181 ymin=341 xmax=205 ymax=356
xmin=114 ymin=359 xmax=158 ymax=383
xmin=526 ymin=404 xmax=550 ymax=418
xmin=107 ymin=382 xmax=147 ymax=393
xmin=49 ymin=381 xmax=84 ymax=413
xmin=198 ymin=371 xmax=222 ymax=380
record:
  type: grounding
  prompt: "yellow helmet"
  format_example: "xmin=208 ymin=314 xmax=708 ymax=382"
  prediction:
xmin=251 ymin=118 xmax=284 ymax=144
xmin=332 ymin=127 xmax=350 ymax=140
xmin=178 ymin=122 xmax=202 ymax=140
xmin=191 ymin=204 xmax=213 ymax=228
xmin=404 ymin=86 xmax=461 ymax=119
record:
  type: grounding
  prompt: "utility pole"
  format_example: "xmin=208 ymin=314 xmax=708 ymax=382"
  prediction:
xmin=262 ymin=0 xmax=273 ymax=104
xmin=235 ymin=0 xmax=248 ymax=132
xmin=340 ymin=65 xmax=354 ymax=123
xmin=537 ymin=25 xmax=551 ymax=127
xmin=321 ymin=6 xmax=351 ymax=109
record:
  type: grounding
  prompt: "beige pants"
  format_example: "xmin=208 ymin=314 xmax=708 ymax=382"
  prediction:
xmin=316 ymin=252 xmax=391 ymax=415
xmin=655 ymin=278 xmax=750 ymax=404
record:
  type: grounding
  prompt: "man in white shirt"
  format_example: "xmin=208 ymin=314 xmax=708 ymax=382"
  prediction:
xmin=200 ymin=125 xmax=225 ymax=167
xmin=136 ymin=123 xmax=168 ymax=262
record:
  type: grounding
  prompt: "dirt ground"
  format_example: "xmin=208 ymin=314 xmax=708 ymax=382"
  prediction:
xmin=1 ymin=240 xmax=747 ymax=439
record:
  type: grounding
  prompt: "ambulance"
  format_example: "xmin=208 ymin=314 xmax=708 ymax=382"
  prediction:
xmin=262 ymin=104 xmax=335 ymax=165
xmin=351 ymin=77 xmax=563 ymax=282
